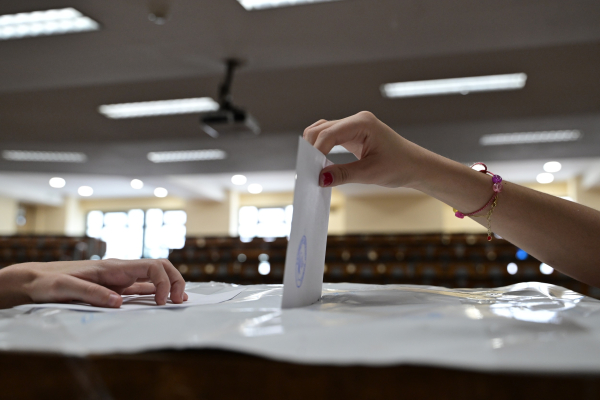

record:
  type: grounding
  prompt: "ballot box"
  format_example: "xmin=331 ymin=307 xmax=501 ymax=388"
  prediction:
xmin=2 ymin=282 xmax=600 ymax=399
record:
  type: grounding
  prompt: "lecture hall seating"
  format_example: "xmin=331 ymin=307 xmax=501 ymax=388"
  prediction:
xmin=169 ymin=233 xmax=600 ymax=299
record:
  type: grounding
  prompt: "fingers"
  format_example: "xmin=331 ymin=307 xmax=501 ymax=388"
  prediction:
xmin=312 ymin=112 xmax=375 ymax=156
xmin=36 ymin=274 xmax=123 ymax=308
xmin=121 ymin=282 xmax=156 ymax=295
xmin=303 ymin=119 xmax=337 ymax=145
xmin=319 ymin=158 xmax=376 ymax=188
xmin=158 ymin=259 xmax=186 ymax=304
xmin=97 ymin=259 xmax=186 ymax=306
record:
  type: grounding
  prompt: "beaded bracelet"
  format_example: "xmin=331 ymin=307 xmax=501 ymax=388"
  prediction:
xmin=452 ymin=162 xmax=503 ymax=241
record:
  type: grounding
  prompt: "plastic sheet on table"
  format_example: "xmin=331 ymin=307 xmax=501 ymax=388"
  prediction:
xmin=1 ymin=281 xmax=599 ymax=373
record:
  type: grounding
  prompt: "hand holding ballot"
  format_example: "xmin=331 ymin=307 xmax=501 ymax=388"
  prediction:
xmin=304 ymin=111 xmax=600 ymax=289
xmin=0 ymin=258 xmax=187 ymax=309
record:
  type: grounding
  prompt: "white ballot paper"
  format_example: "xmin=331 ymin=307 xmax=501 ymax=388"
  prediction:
xmin=281 ymin=137 xmax=332 ymax=308
xmin=14 ymin=288 xmax=245 ymax=313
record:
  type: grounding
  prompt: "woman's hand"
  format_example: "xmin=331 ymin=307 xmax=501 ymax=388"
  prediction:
xmin=0 ymin=258 xmax=188 ymax=309
xmin=303 ymin=111 xmax=431 ymax=189
xmin=304 ymin=111 xmax=600 ymax=289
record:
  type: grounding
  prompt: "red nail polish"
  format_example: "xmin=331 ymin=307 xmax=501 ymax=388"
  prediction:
xmin=322 ymin=172 xmax=333 ymax=187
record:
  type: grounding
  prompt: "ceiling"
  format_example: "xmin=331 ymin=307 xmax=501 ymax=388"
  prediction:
xmin=0 ymin=0 xmax=599 ymax=201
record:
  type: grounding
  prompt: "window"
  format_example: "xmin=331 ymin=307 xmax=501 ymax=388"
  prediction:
xmin=238 ymin=205 xmax=292 ymax=242
xmin=86 ymin=209 xmax=186 ymax=259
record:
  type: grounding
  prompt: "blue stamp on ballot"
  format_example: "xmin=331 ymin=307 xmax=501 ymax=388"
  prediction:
xmin=295 ymin=235 xmax=307 ymax=288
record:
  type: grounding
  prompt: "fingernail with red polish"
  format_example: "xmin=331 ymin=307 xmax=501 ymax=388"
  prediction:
xmin=321 ymin=172 xmax=333 ymax=187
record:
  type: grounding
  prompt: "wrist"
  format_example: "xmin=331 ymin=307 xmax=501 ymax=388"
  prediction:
xmin=0 ymin=264 xmax=37 ymax=309
xmin=406 ymin=150 xmax=494 ymax=213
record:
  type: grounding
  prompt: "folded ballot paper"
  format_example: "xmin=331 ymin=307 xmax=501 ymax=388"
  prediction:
xmin=281 ymin=138 xmax=333 ymax=309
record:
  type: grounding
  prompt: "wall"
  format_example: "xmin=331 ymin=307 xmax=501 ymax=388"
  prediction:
xmin=0 ymin=197 xmax=18 ymax=235
xmin=7 ymin=177 xmax=600 ymax=237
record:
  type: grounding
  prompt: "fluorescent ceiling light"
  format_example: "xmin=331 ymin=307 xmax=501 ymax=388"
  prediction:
xmin=0 ymin=8 xmax=99 ymax=41
xmin=381 ymin=73 xmax=527 ymax=98
xmin=329 ymin=145 xmax=351 ymax=154
xmin=237 ymin=0 xmax=338 ymax=10
xmin=147 ymin=149 xmax=226 ymax=163
xmin=2 ymin=150 xmax=87 ymax=163
xmin=99 ymin=97 xmax=219 ymax=119
xmin=480 ymin=130 xmax=581 ymax=146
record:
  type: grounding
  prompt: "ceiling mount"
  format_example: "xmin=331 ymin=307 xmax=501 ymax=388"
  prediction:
xmin=199 ymin=58 xmax=261 ymax=139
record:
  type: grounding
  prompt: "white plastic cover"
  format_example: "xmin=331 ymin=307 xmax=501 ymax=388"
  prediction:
xmin=1 ymin=282 xmax=600 ymax=373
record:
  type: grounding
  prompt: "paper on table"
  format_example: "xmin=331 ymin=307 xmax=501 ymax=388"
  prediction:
xmin=281 ymin=137 xmax=332 ymax=309
xmin=14 ymin=288 xmax=245 ymax=313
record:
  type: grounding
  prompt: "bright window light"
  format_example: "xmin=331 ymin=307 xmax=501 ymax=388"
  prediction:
xmin=154 ymin=187 xmax=168 ymax=198
xmin=0 ymin=8 xmax=99 ymax=41
xmin=86 ymin=209 xmax=186 ymax=260
xmin=507 ymin=263 xmax=518 ymax=275
xmin=248 ymin=184 xmax=263 ymax=194
xmin=540 ymin=263 xmax=554 ymax=275
xmin=330 ymin=145 xmax=351 ymax=154
xmin=238 ymin=205 xmax=293 ymax=241
xmin=130 ymin=179 xmax=144 ymax=189
xmin=536 ymin=173 xmax=554 ymax=184
xmin=237 ymin=0 xmax=339 ymax=11
xmin=98 ymin=97 xmax=219 ymax=119
xmin=480 ymin=130 xmax=581 ymax=146
xmin=381 ymin=73 xmax=527 ymax=99
xmin=78 ymin=186 xmax=93 ymax=197
xmin=49 ymin=177 xmax=66 ymax=188
xmin=543 ymin=161 xmax=562 ymax=173
xmin=231 ymin=175 xmax=247 ymax=185
xmin=2 ymin=150 xmax=87 ymax=163
xmin=147 ymin=149 xmax=226 ymax=163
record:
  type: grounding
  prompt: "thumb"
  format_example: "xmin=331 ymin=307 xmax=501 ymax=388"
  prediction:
xmin=319 ymin=160 xmax=372 ymax=188
xmin=37 ymin=275 xmax=123 ymax=308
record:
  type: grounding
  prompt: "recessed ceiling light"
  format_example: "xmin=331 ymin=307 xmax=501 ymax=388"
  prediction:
xmin=98 ymin=97 xmax=219 ymax=119
xmin=329 ymin=145 xmax=351 ymax=154
xmin=480 ymin=130 xmax=581 ymax=146
xmin=2 ymin=150 xmax=87 ymax=163
xmin=130 ymin=179 xmax=144 ymax=189
xmin=147 ymin=149 xmax=226 ymax=163
xmin=49 ymin=177 xmax=66 ymax=188
xmin=536 ymin=173 xmax=554 ymax=184
xmin=543 ymin=161 xmax=562 ymax=173
xmin=248 ymin=184 xmax=263 ymax=194
xmin=381 ymin=73 xmax=527 ymax=98
xmin=231 ymin=175 xmax=247 ymax=185
xmin=237 ymin=0 xmax=339 ymax=10
xmin=78 ymin=186 xmax=93 ymax=197
xmin=0 ymin=8 xmax=99 ymax=41
xmin=154 ymin=187 xmax=168 ymax=198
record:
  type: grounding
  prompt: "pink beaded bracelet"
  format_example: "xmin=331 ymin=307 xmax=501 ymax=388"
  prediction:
xmin=453 ymin=163 xmax=503 ymax=241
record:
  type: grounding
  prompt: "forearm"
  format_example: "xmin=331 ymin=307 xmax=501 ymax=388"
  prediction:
xmin=0 ymin=265 xmax=34 ymax=309
xmin=410 ymin=149 xmax=600 ymax=286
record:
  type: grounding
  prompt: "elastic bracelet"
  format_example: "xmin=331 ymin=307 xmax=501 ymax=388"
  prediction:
xmin=452 ymin=162 xmax=503 ymax=241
